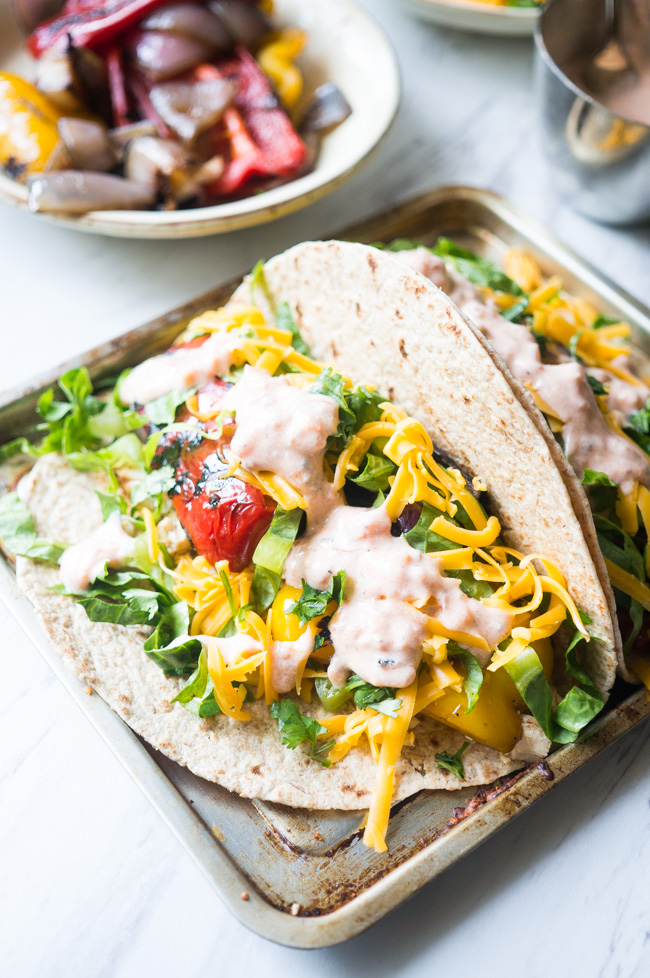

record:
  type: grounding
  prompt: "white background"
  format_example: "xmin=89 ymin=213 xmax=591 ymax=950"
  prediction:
xmin=2 ymin=1 xmax=650 ymax=975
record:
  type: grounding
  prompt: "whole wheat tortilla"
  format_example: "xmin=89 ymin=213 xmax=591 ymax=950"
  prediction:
xmin=231 ymin=239 xmax=619 ymax=695
xmin=16 ymin=454 xmax=524 ymax=808
xmin=11 ymin=240 xmax=619 ymax=811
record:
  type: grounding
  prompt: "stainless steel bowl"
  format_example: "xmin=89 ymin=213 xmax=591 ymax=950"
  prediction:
xmin=535 ymin=0 xmax=650 ymax=225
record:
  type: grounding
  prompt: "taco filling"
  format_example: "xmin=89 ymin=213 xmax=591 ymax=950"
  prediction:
xmin=384 ymin=237 xmax=650 ymax=686
xmin=0 ymin=253 xmax=607 ymax=852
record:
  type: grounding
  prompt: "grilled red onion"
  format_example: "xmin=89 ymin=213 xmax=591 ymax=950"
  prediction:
xmin=129 ymin=30 xmax=213 ymax=81
xmin=108 ymin=121 xmax=159 ymax=156
xmin=125 ymin=136 xmax=226 ymax=205
xmin=57 ymin=118 xmax=118 ymax=172
xmin=27 ymin=171 xmax=156 ymax=214
xmin=208 ymin=0 xmax=270 ymax=46
xmin=149 ymin=78 xmax=235 ymax=142
xmin=141 ymin=3 xmax=232 ymax=48
xmin=124 ymin=135 xmax=195 ymax=198
xmin=11 ymin=0 xmax=65 ymax=34
xmin=34 ymin=47 xmax=110 ymax=120
xmin=301 ymin=83 xmax=352 ymax=133
xmin=42 ymin=139 xmax=72 ymax=172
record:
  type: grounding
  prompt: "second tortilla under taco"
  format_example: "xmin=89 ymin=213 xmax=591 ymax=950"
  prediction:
xmin=0 ymin=240 xmax=618 ymax=852
xmin=381 ymin=235 xmax=650 ymax=687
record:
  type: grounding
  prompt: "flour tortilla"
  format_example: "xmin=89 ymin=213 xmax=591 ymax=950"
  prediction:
xmin=15 ymin=454 xmax=525 ymax=808
xmin=232 ymin=239 xmax=619 ymax=696
xmin=11 ymin=240 xmax=619 ymax=811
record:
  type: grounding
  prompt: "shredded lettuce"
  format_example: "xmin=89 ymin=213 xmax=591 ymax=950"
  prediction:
xmin=504 ymin=641 xmax=603 ymax=744
xmin=276 ymin=301 xmax=310 ymax=356
xmin=448 ymin=646 xmax=483 ymax=713
xmin=252 ymin=507 xmax=302 ymax=575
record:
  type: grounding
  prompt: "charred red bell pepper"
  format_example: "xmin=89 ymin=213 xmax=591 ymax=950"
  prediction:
xmin=105 ymin=46 xmax=131 ymax=127
xmin=198 ymin=48 xmax=308 ymax=198
xmin=28 ymin=0 xmax=170 ymax=57
xmin=154 ymin=377 xmax=276 ymax=572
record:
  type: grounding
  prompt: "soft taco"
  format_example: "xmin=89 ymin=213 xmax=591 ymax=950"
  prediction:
xmin=0 ymin=241 xmax=617 ymax=852
xmin=382 ymin=236 xmax=650 ymax=687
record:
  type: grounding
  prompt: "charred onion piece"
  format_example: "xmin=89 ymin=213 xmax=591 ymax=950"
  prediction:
xmin=125 ymin=135 xmax=225 ymax=205
xmin=57 ymin=118 xmax=117 ymax=171
xmin=141 ymin=3 xmax=232 ymax=48
xmin=27 ymin=171 xmax=156 ymax=213
xmin=125 ymin=135 xmax=195 ymax=200
xmin=42 ymin=138 xmax=72 ymax=171
xmin=129 ymin=30 xmax=214 ymax=81
xmin=208 ymin=0 xmax=270 ymax=46
xmin=108 ymin=120 xmax=158 ymax=156
xmin=33 ymin=46 xmax=110 ymax=120
xmin=301 ymin=82 xmax=352 ymax=133
xmin=149 ymin=78 xmax=235 ymax=142
xmin=11 ymin=0 xmax=65 ymax=34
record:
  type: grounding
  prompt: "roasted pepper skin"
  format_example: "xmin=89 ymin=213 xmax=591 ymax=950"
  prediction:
xmin=0 ymin=73 xmax=61 ymax=178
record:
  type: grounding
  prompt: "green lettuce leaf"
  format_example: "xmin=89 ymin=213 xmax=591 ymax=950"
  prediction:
xmin=276 ymin=301 xmax=310 ymax=356
xmin=433 ymin=238 xmax=526 ymax=298
xmin=343 ymin=674 xmax=402 ymax=717
xmin=250 ymin=566 xmax=281 ymax=614
xmin=349 ymin=453 xmax=396 ymax=493
xmin=404 ymin=503 xmax=459 ymax=553
xmin=143 ymin=389 xmax=195 ymax=426
xmin=435 ymin=741 xmax=469 ymax=779
xmin=288 ymin=571 xmax=346 ymax=626
xmin=270 ymin=699 xmax=334 ymax=766
xmin=252 ymin=506 xmax=302 ymax=575
xmin=444 ymin=569 xmax=494 ymax=601
xmin=586 ymin=375 xmax=608 ymax=397
xmin=448 ymin=646 xmax=483 ymax=713
xmin=0 ymin=493 xmax=66 ymax=562
xmin=504 ymin=645 xmax=603 ymax=743
xmin=582 ymin=469 xmax=618 ymax=487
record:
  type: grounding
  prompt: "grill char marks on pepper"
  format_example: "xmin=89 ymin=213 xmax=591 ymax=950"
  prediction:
xmin=154 ymin=375 xmax=276 ymax=571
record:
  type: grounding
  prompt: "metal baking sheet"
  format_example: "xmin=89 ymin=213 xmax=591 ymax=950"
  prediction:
xmin=2 ymin=185 xmax=650 ymax=949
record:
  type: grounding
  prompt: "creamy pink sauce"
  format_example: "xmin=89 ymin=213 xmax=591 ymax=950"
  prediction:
xmin=464 ymin=299 xmax=650 ymax=494
xmin=396 ymin=247 xmax=650 ymax=494
xmin=119 ymin=331 xmax=239 ymax=405
xmin=200 ymin=629 xmax=313 ymax=693
xmin=285 ymin=504 xmax=513 ymax=688
xmin=589 ymin=355 xmax=650 ymax=417
xmin=269 ymin=628 xmax=314 ymax=694
xmin=209 ymin=633 xmax=261 ymax=664
xmin=59 ymin=511 xmax=135 ymax=592
xmin=222 ymin=366 xmax=341 ymax=520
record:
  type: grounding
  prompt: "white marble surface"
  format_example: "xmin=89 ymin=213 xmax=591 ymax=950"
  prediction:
xmin=2 ymin=2 xmax=650 ymax=975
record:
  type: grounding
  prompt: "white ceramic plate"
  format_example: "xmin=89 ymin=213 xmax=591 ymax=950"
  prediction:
xmin=400 ymin=0 xmax=538 ymax=37
xmin=0 ymin=0 xmax=399 ymax=238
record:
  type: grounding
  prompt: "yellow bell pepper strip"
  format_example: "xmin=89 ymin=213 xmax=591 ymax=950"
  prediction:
xmin=257 ymin=29 xmax=306 ymax=109
xmin=0 ymin=74 xmax=61 ymax=178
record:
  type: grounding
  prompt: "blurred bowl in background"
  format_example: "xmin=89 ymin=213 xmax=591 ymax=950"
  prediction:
xmin=400 ymin=0 xmax=539 ymax=38
xmin=0 ymin=0 xmax=400 ymax=239
xmin=535 ymin=0 xmax=650 ymax=226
